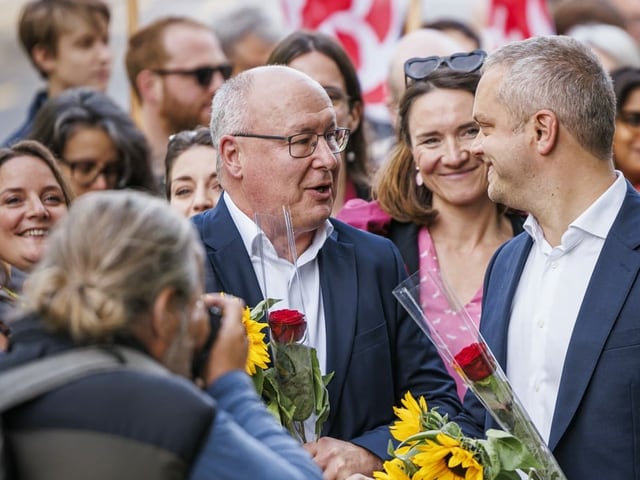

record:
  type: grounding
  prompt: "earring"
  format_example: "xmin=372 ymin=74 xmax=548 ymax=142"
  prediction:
xmin=415 ymin=167 xmax=423 ymax=186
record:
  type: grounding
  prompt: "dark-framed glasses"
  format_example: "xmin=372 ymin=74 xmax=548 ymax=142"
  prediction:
xmin=153 ymin=64 xmax=233 ymax=87
xmin=57 ymin=158 xmax=122 ymax=188
xmin=232 ymin=128 xmax=351 ymax=158
xmin=618 ymin=111 xmax=640 ymax=128
xmin=404 ymin=49 xmax=487 ymax=87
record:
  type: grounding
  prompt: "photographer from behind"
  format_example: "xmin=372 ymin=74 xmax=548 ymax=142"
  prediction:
xmin=0 ymin=190 xmax=322 ymax=480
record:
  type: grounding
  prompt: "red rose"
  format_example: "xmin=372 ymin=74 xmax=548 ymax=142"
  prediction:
xmin=454 ymin=342 xmax=495 ymax=382
xmin=268 ymin=309 xmax=306 ymax=343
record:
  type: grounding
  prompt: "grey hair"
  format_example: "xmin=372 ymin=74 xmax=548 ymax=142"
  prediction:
xmin=24 ymin=190 xmax=203 ymax=342
xmin=484 ymin=35 xmax=616 ymax=160
xmin=212 ymin=4 xmax=282 ymax=57
xmin=209 ymin=72 xmax=253 ymax=182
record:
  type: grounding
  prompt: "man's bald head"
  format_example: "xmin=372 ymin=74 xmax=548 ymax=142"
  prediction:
xmin=386 ymin=28 xmax=465 ymax=125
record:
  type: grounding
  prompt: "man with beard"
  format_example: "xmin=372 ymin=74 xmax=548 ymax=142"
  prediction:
xmin=126 ymin=16 xmax=231 ymax=179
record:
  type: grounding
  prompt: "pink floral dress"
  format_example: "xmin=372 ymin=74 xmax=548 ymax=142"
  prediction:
xmin=418 ymin=226 xmax=482 ymax=399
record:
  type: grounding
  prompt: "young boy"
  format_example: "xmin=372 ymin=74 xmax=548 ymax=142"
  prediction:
xmin=3 ymin=0 xmax=112 ymax=147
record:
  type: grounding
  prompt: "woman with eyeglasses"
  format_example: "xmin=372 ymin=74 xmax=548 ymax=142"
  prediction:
xmin=165 ymin=126 xmax=222 ymax=217
xmin=0 ymin=140 xmax=73 ymax=350
xmin=27 ymin=87 xmax=158 ymax=197
xmin=611 ymin=66 xmax=640 ymax=190
xmin=338 ymin=65 xmax=524 ymax=398
xmin=267 ymin=31 xmax=372 ymax=215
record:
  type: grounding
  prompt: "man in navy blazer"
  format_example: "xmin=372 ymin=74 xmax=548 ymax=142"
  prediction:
xmin=192 ymin=65 xmax=468 ymax=479
xmin=467 ymin=36 xmax=640 ymax=478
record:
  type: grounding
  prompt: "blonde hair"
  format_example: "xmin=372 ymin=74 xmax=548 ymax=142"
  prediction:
xmin=24 ymin=190 xmax=203 ymax=341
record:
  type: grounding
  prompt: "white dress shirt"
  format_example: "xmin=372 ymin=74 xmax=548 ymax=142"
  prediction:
xmin=507 ymin=172 xmax=626 ymax=442
xmin=224 ymin=194 xmax=332 ymax=440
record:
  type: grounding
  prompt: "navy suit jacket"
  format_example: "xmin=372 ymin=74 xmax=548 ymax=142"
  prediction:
xmin=192 ymin=200 xmax=469 ymax=458
xmin=465 ymin=183 xmax=640 ymax=479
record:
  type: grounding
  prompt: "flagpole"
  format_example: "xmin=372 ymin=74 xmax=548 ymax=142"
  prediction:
xmin=127 ymin=0 xmax=141 ymax=127
xmin=405 ymin=0 xmax=422 ymax=33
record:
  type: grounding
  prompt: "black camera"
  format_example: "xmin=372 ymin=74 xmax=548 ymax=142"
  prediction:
xmin=191 ymin=305 xmax=223 ymax=379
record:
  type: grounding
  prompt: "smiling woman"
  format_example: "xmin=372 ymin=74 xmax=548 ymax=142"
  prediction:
xmin=0 ymin=140 xmax=72 ymax=343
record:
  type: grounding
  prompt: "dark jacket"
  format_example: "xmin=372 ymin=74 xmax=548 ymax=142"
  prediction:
xmin=192 ymin=199 xmax=478 ymax=459
xmin=2 ymin=90 xmax=48 ymax=147
xmin=0 ymin=315 xmax=214 ymax=480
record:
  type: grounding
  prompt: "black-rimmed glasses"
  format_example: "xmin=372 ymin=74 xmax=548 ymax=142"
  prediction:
xmin=232 ymin=128 xmax=350 ymax=158
xmin=404 ymin=49 xmax=487 ymax=87
xmin=153 ymin=64 xmax=233 ymax=88
xmin=57 ymin=158 xmax=122 ymax=188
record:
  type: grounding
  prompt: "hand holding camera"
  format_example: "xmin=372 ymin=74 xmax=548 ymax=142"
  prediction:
xmin=193 ymin=293 xmax=248 ymax=385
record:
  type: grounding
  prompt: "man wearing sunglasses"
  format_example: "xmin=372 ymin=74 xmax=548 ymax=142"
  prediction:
xmin=126 ymin=16 xmax=231 ymax=177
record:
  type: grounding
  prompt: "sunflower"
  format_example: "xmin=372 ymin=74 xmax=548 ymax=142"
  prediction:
xmin=373 ymin=457 xmax=413 ymax=480
xmin=413 ymin=433 xmax=483 ymax=480
xmin=242 ymin=306 xmax=270 ymax=375
xmin=390 ymin=390 xmax=429 ymax=442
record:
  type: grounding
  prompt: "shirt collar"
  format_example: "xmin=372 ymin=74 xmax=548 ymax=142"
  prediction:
xmin=524 ymin=170 xmax=626 ymax=246
xmin=223 ymin=192 xmax=334 ymax=262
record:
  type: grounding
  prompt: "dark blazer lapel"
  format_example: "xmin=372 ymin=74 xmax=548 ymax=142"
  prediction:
xmin=318 ymin=227 xmax=358 ymax=433
xmin=198 ymin=201 xmax=264 ymax=307
xmin=388 ymin=221 xmax=420 ymax=274
xmin=549 ymin=188 xmax=640 ymax=449
xmin=482 ymin=234 xmax=533 ymax=366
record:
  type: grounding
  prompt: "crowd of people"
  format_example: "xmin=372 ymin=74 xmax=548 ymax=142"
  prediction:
xmin=1 ymin=0 xmax=640 ymax=479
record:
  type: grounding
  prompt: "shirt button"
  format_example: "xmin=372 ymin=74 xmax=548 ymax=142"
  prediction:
xmin=550 ymin=262 xmax=558 ymax=269
xmin=534 ymin=383 xmax=541 ymax=392
xmin=537 ymin=319 xmax=545 ymax=328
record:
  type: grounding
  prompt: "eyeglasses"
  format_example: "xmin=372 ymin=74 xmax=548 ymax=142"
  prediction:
xmin=57 ymin=158 xmax=122 ymax=187
xmin=404 ymin=49 xmax=487 ymax=87
xmin=231 ymin=128 xmax=350 ymax=158
xmin=153 ymin=64 xmax=233 ymax=88
xmin=618 ymin=111 xmax=640 ymax=128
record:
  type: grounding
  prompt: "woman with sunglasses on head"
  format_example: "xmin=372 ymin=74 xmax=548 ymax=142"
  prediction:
xmin=27 ymin=87 xmax=158 ymax=198
xmin=611 ymin=66 xmax=640 ymax=190
xmin=165 ymin=126 xmax=222 ymax=218
xmin=0 ymin=140 xmax=73 ymax=350
xmin=338 ymin=58 xmax=524 ymax=398
xmin=267 ymin=30 xmax=372 ymax=215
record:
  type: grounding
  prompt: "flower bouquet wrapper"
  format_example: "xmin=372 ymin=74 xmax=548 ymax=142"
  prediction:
xmin=392 ymin=270 xmax=566 ymax=480
xmin=254 ymin=207 xmax=333 ymax=443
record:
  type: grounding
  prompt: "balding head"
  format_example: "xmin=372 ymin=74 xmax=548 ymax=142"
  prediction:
xmin=210 ymin=64 xmax=334 ymax=182
xmin=387 ymin=29 xmax=465 ymax=125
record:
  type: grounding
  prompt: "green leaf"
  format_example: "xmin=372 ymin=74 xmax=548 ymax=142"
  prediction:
xmin=251 ymin=298 xmax=281 ymax=322
xmin=252 ymin=367 xmax=264 ymax=396
xmin=483 ymin=429 xmax=541 ymax=471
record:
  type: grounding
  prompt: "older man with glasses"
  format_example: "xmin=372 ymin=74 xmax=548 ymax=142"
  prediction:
xmin=125 ymin=16 xmax=231 ymax=178
xmin=191 ymin=65 xmax=475 ymax=480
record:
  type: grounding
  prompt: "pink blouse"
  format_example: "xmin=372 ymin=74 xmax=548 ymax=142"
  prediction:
xmin=418 ymin=226 xmax=482 ymax=400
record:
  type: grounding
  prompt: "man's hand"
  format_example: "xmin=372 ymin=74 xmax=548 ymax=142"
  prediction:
xmin=304 ymin=437 xmax=382 ymax=480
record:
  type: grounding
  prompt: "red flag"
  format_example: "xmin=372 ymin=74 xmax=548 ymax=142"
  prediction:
xmin=280 ymin=0 xmax=409 ymax=124
xmin=485 ymin=0 xmax=555 ymax=51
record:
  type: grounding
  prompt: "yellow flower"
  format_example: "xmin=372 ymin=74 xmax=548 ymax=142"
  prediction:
xmin=242 ymin=306 xmax=270 ymax=375
xmin=390 ymin=391 xmax=429 ymax=442
xmin=413 ymin=433 xmax=483 ymax=480
xmin=373 ymin=457 xmax=412 ymax=480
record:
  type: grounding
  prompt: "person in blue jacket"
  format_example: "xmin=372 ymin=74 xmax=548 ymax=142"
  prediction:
xmin=0 ymin=189 xmax=322 ymax=480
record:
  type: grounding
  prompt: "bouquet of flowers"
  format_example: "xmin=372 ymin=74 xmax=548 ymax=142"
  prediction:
xmin=391 ymin=270 xmax=566 ymax=480
xmin=374 ymin=391 xmax=539 ymax=480
xmin=243 ymin=298 xmax=333 ymax=443
xmin=245 ymin=206 xmax=334 ymax=442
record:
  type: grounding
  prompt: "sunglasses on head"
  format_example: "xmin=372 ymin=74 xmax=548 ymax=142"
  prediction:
xmin=404 ymin=49 xmax=487 ymax=87
xmin=153 ymin=64 xmax=233 ymax=87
